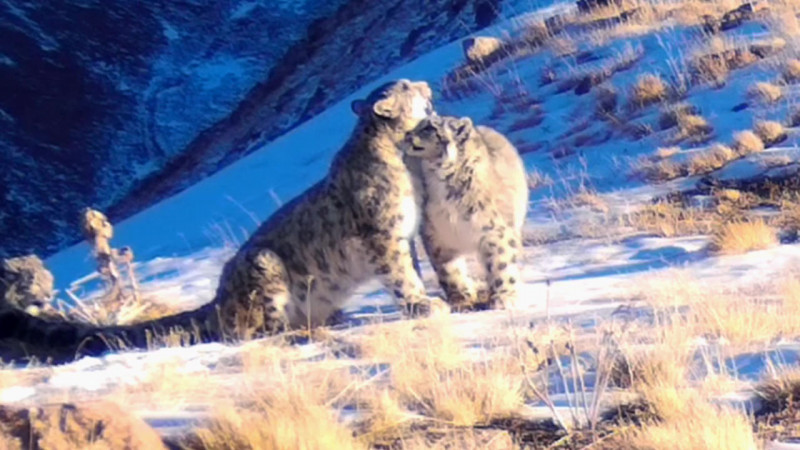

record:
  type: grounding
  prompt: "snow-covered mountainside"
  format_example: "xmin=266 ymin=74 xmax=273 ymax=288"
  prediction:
xmin=0 ymin=0 xmax=508 ymax=260
xmin=8 ymin=0 xmax=800 ymax=446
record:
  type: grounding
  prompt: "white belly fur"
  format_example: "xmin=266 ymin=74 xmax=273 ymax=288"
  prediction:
xmin=399 ymin=194 xmax=420 ymax=239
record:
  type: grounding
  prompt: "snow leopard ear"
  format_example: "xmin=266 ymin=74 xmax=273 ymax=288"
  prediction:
xmin=413 ymin=81 xmax=433 ymax=101
xmin=457 ymin=117 xmax=473 ymax=132
xmin=372 ymin=97 xmax=399 ymax=119
xmin=454 ymin=117 xmax=473 ymax=139
xmin=351 ymin=99 xmax=369 ymax=116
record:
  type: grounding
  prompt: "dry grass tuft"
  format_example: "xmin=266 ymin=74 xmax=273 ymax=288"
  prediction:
xmin=527 ymin=168 xmax=553 ymax=190
xmin=758 ymin=367 xmax=800 ymax=412
xmin=748 ymin=81 xmax=783 ymax=104
xmin=360 ymin=318 xmax=523 ymax=427
xmin=716 ymin=188 xmax=742 ymax=202
xmin=783 ymin=58 xmax=800 ymax=83
xmin=189 ymin=402 xmax=361 ymax=450
xmin=618 ymin=401 xmax=757 ymax=449
xmin=711 ymin=218 xmax=778 ymax=254
xmin=675 ymin=113 xmax=713 ymax=141
xmin=187 ymin=368 xmax=361 ymax=450
xmin=687 ymin=143 xmax=735 ymax=175
xmin=627 ymin=201 xmax=713 ymax=237
xmin=570 ymin=188 xmax=610 ymax=213
xmin=691 ymin=37 xmax=757 ymax=87
xmin=633 ymin=157 xmax=684 ymax=182
xmin=654 ymin=146 xmax=680 ymax=159
xmin=731 ymin=130 xmax=765 ymax=155
xmin=631 ymin=73 xmax=668 ymax=107
xmin=753 ymin=120 xmax=788 ymax=146
xmin=658 ymin=104 xmax=713 ymax=143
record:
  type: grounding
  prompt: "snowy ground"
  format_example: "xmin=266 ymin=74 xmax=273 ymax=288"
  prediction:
xmin=7 ymin=0 xmax=800 ymax=444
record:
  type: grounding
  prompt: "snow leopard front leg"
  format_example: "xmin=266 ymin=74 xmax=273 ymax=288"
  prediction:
xmin=420 ymin=225 xmax=480 ymax=310
xmin=364 ymin=231 xmax=449 ymax=317
xmin=477 ymin=217 xmax=522 ymax=310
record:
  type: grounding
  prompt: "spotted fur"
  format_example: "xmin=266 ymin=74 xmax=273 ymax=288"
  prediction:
xmin=0 ymin=255 xmax=55 ymax=314
xmin=403 ymin=115 xmax=529 ymax=309
xmin=0 ymin=80 xmax=448 ymax=364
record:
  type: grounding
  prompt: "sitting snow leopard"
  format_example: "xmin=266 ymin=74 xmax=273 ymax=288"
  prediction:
xmin=403 ymin=115 xmax=529 ymax=310
xmin=0 ymin=79 xmax=448 ymax=364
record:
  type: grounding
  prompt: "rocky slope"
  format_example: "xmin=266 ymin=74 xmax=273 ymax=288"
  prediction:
xmin=0 ymin=0 xmax=503 ymax=259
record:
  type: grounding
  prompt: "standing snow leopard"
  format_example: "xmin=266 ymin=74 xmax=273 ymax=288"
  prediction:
xmin=0 ymin=79 xmax=448 ymax=364
xmin=402 ymin=115 xmax=529 ymax=310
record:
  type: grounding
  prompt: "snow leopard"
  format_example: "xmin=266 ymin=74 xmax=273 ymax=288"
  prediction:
xmin=0 ymin=255 xmax=55 ymax=315
xmin=402 ymin=115 xmax=529 ymax=310
xmin=0 ymin=79 xmax=448 ymax=363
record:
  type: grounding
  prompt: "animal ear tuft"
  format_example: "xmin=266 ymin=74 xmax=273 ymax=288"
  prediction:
xmin=414 ymin=81 xmax=433 ymax=100
xmin=372 ymin=98 xmax=398 ymax=119
xmin=455 ymin=117 xmax=473 ymax=137
xmin=351 ymin=100 xmax=368 ymax=116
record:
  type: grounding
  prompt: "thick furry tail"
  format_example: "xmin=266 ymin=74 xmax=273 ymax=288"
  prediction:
xmin=0 ymin=303 xmax=221 ymax=364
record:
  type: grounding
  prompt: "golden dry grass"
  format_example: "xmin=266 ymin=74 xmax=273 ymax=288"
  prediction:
xmin=188 ymin=394 xmax=362 ymax=450
xmin=608 ymin=268 xmax=800 ymax=448
xmin=748 ymin=81 xmax=783 ymax=104
xmin=359 ymin=318 xmax=523 ymax=428
xmin=654 ymin=146 xmax=680 ymax=159
xmin=716 ymin=188 xmax=742 ymax=202
xmin=687 ymin=144 xmax=735 ymax=175
xmin=758 ymin=366 xmax=800 ymax=412
xmin=631 ymin=73 xmax=668 ymax=107
xmin=643 ymin=267 xmax=800 ymax=352
xmin=753 ymin=120 xmax=787 ymax=146
xmin=674 ymin=112 xmax=713 ymax=142
xmin=732 ymin=130 xmax=766 ymax=156
xmin=711 ymin=218 xmax=778 ymax=255
xmin=570 ymin=188 xmax=610 ymax=213
xmin=627 ymin=201 xmax=713 ymax=237
xmin=690 ymin=37 xmax=758 ymax=87
xmin=633 ymin=157 xmax=684 ymax=181
xmin=783 ymin=58 xmax=800 ymax=83
xmin=618 ymin=401 xmax=758 ymax=450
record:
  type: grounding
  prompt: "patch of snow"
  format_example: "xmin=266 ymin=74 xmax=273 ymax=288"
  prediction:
xmin=0 ymin=386 xmax=36 ymax=403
